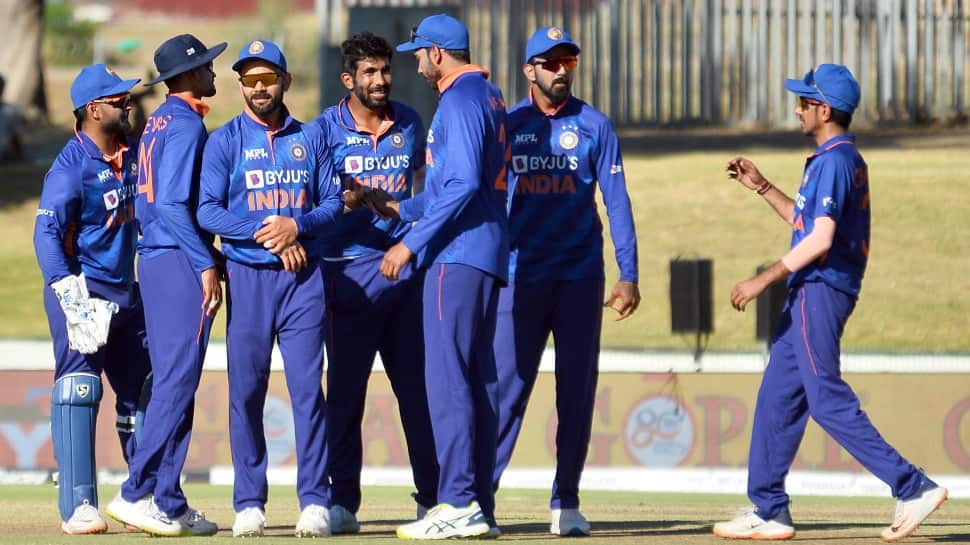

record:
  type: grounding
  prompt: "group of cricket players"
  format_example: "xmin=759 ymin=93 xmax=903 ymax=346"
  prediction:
xmin=33 ymin=10 xmax=946 ymax=543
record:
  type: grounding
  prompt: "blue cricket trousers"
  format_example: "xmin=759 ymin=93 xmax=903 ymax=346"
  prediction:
xmin=492 ymin=278 xmax=604 ymax=510
xmin=44 ymin=277 xmax=151 ymax=463
xmin=322 ymin=252 xmax=438 ymax=513
xmin=121 ymin=249 xmax=214 ymax=517
xmin=226 ymin=260 xmax=329 ymax=512
xmin=749 ymin=281 xmax=924 ymax=518
xmin=423 ymin=263 xmax=500 ymax=520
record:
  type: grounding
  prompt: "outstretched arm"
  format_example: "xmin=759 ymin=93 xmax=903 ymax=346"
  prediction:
xmin=726 ymin=156 xmax=796 ymax=225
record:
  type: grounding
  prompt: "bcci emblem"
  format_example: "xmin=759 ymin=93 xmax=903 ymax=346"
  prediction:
xmin=390 ymin=133 xmax=406 ymax=149
xmin=623 ymin=394 xmax=694 ymax=467
xmin=559 ymin=130 xmax=579 ymax=150
xmin=76 ymin=384 xmax=90 ymax=399
xmin=248 ymin=41 xmax=265 ymax=54
xmin=547 ymin=27 xmax=564 ymax=40
xmin=290 ymin=143 xmax=308 ymax=161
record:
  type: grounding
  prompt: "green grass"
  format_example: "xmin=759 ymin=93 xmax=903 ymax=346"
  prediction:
xmin=4 ymin=134 xmax=969 ymax=351
xmin=3 ymin=484 xmax=968 ymax=544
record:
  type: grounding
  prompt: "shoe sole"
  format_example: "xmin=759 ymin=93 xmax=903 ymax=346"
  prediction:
xmin=551 ymin=526 xmax=591 ymax=537
xmin=105 ymin=507 xmax=181 ymax=538
xmin=61 ymin=521 xmax=108 ymax=535
xmin=713 ymin=528 xmax=796 ymax=540
xmin=295 ymin=528 xmax=332 ymax=538
xmin=233 ymin=530 xmax=264 ymax=538
xmin=880 ymin=488 xmax=949 ymax=543
xmin=395 ymin=524 xmax=490 ymax=539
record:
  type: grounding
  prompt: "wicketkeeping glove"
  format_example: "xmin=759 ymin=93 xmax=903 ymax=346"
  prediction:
xmin=49 ymin=274 xmax=118 ymax=354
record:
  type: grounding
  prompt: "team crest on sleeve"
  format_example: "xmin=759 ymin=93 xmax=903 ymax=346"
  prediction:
xmin=248 ymin=41 xmax=265 ymax=54
xmin=390 ymin=132 xmax=406 ymax=149
xmin=547 ymin=27 xmax=564 ymax=40
xmin=559 ymin=130 xmax=579 ymax=150
xmin=290 ymin=143 xmax=308 ymax=161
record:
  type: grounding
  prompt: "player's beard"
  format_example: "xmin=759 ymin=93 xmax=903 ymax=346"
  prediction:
xmin=245 ymin=91 xmax=283 ymax=119
xmin=105 ymin=114 xmax=130 ymax=140
xmin=421 ymin=65 xmax=442 ymax=91
xmin=353 ymin=80 xmax=391 ymax=110
xmin=537 ymin=76 xmax=571 ymax=105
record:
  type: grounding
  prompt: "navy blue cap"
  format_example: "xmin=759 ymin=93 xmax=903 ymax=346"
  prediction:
xmin=785 ymin=63 xmax=861 ymax=114
xmin=396 ymin=14 xmax=469 ymax=52
xmin=524 ymin=26 xmax=581 ymax=63
xmin=232 ymin=39 xmax=288 ymax=73
xmin=70 ymin=64 xmax=140 ymax=110
xmin=145 ymin=34 xmax=227 ymax=86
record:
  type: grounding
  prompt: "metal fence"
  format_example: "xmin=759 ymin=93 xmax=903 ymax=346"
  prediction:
xmin=323 ymin=0 xmax=970 ymax=127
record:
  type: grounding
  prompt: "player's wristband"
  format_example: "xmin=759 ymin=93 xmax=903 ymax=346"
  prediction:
xmin=755 ymin=180 xmax=773 ymax=195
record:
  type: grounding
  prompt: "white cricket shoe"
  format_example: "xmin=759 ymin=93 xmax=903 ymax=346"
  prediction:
xmin=881 ymin=484 xmax=948 ymax=542
xmin=295 ymin=504 xmax=331 ymax=537
xmin=396 ymin=501 xmax=490 ymax=539
xmin=713 ymin=508 xmax=795 ymax=540
xmin=61 ymin=501 xmax=108 ymax=535
xmin=175 ymin=507 xmax=219 ymax=536
xmin=105 ymin=491 xmax=162 ymax=534
xmin=329 ymin=504 xmax=360 ymax=534
xmin=551 ymin=508 xmax=591 ymax=537
xmin=233 ymin=506 xmax=265 ymax=538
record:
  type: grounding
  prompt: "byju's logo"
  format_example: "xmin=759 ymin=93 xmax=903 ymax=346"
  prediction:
xmin=344 ymin=156 xmax=363 ymax=175
xmin=245 ymin=170 xmax=265 ymax=189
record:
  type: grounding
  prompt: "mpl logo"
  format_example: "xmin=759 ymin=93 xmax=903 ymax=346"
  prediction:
xmin=624 ymin=394 xmax=694 ymax=467
xmin=514 ymin=133 xmax=538 ymax=145
xmin=244 ymin=148 xmax=269 ymax=161
xmin=97 ymin=169 xmax=115 ymax=183
xmin=244 ymin=170 xmax=265 ymax=189
xmin=102 ymin=189 xmax=119 ymax=211
xmin=344 ymin=156 xmax=364 ymax=175
xmin=511 ymin=155 xmax=529 ymax=174
xmin=346 ymin=135 xmax=370 ymax=146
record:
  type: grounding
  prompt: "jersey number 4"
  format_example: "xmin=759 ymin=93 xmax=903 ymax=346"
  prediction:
xmin=137 ymin=138 xmax=156 ymax=203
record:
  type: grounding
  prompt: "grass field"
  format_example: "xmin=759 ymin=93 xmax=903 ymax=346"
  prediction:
xmin=2 ymin=484 xmax=968 ymax=544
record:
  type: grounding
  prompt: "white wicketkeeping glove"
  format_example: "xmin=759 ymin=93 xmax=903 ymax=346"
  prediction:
xmin=49 ymin=274 xmax=117 ymax=354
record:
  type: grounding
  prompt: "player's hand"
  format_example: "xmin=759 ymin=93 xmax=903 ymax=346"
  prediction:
xmin=278 ymin=242 xmax=308 ymax=273
xmin=363 ymin=189 xmax=400 ymax=220
xmin=726 ymin=156 xmax=767 ymax=190
xmin=343 ymin=186 xmax=371 ymax=213
xmin=380 ymin=241 xmax=413 ymax=281
xmin=201 ymin=267 xmax=222 ymax=317
xmin=730 ymin=276 xmax=766 ymax=311
xmin=604 ymin=280 xmax=640 ymax=321
xmin=254 ymin=215 xmax=299 ymax=253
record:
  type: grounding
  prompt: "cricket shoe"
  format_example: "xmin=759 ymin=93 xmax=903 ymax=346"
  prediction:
xmin=175 ymin=507 xmax=219 ymax=536
xmin=551 ymin=508 xmax=591 ymax=536
xmin=61 ymin=501 xmax=108 ymax=535
xmin=295 ymin=504 xmax=331 ymax=537
xmin=881 ymin=479 xmax=948 ymax=542
xmin=105 ymin=491 xmax=162 ymax=535
xmin=713 ymin=507 xmax=795 ymax=540
xmin=233 ymin=506 xmax=265 ymax=538
xmin=396 ymin=501 xmax=490 ymax=539
xmin=329 ymin=504 xmax=360 ymax=534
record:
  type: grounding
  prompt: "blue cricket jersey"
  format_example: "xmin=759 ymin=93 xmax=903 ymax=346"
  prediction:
xmin=315 ymin=97 xmax=425 ymax=258
xmin=197 ymin=109 xmax=343 ymax=266
xmin=505 ymin=94 xmax=638 ymax=284
xmin=136 ymin=94 xmax=218 ymax=271
xmin=397 ymin=66 xmax=509 ymax=282
xmin=789 ymin=134 xmax=870 ymax=296
xmin=34 ymin=132 xmax=139 ymax=285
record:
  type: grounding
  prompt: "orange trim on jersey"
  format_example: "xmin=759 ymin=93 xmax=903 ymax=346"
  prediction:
xmin=169 ymin=92 xmax=211 ymax=117
xmin=528 ymin=87 xmax=569 ymax=117
xmin=341 ymin=97 xmax=395 ymax=151
xmin=437 ymin=64 xmax=490 ymax=94
xmin=808 ymin=139 xmax=854 ymax=158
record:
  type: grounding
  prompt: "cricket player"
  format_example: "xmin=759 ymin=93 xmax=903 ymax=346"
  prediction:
xmin=33 ymin=64 xmax=151 ymax=534
xmin=374 ymin=14 xmax=509 ymax=540
xmin=491 ymin=26 xmax=640 ymax=537
xmin=196 ymin=40 xmax=342 ymax=538
xmin=314 ymin=32 xmax=438 ymax=533
xmin=713 ymin=64 xmax=947 ymax=542
xmin=105 ymin=34 xmax=224 ymax=537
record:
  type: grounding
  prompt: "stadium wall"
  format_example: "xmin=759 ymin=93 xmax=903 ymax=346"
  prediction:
xmin=1 ymin=340 xmax=968 ymax=497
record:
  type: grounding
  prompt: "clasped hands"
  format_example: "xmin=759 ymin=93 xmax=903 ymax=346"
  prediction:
xmin=345 ymin=186 xmax=412 ymax=281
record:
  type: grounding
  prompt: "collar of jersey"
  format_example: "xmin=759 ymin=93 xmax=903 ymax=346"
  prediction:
xmin=527 ymin=88 xmax=574 ymax=117
xmin=74 ymin=128 xmax=128 ymax=168
xmin=437 ymin=64 xmax=489 ymax=94
xmin=243 ymin=105 xmax=295 ymax=133
xmin=808 ymin=133 xmax=855 ymax=158
xmin=168 ymin=93 xmax=211 ymax=117
xmin=337 ymin=96 xmax=396 ymax=135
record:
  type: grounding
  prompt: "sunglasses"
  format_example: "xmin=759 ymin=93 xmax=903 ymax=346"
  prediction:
xmin=797 ymin=96 xmax=824 ymax=109
xmin=238 ymin=72 xmax=281 ymax=88
xmin=91 ymin=95 xmax=131 ymax=109
xmin=532 ymin=56 xmax=579 ymax=73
